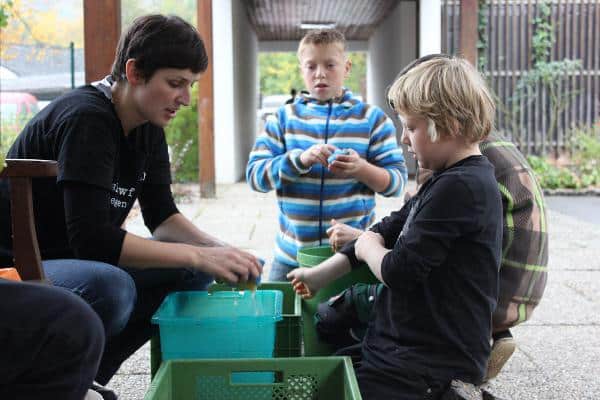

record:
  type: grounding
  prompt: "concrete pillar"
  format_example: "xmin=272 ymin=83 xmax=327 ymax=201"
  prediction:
xmin=419 ymin=0 xmax=442 ymax=56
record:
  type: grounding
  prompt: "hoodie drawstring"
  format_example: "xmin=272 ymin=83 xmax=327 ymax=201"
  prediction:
xmin=318 ymin=100 xmax=333 ymax=246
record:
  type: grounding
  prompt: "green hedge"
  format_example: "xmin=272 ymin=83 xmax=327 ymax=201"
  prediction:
xmin=164 ymin=85 xmax=199 ymax=183
xmin=527 ymin=124 xmax=600 ymax=190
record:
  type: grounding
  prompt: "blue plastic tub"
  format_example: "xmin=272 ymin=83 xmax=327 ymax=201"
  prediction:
xmin=152 ymin=290 xmax=283 ymax=360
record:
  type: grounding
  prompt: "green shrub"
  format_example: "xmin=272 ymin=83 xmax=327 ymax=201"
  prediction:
xmin=569 ymin=124 xmax=600 ymax=188
xmin=526 ymin=123 xmax=600 ymax=190
xmin=527 ymin=155 xmax=580 ymax=189
xmin=164 ymin=85 xmax=199 ymax=182
xmin=1 ymin=117 xmax=28 ymax=167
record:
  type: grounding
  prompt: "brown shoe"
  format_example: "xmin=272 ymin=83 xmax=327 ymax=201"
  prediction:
xmin=485 ymin=337 xmax=516 ymax=381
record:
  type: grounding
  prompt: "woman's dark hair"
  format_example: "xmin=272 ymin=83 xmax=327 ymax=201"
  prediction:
xmin=111 ymin=14 xmax=208 ymax=82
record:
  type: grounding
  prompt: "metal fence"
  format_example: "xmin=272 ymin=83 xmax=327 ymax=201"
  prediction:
xmin=442 ymin=0 xmax=600 ymax=155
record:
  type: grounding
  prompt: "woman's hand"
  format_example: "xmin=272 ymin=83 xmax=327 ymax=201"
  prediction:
xmin=193 ymin=246 xmax=263 ymax=285
xmin=326 ymin=219 xmax=363 ymax=251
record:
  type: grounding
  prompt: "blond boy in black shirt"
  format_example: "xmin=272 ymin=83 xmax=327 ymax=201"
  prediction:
xmin=288 ymin=56 xmax=501 ymax=399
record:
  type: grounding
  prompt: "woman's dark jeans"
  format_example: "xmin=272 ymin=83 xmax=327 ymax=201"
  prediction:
xmin=42 ymin=259 xmax=213 ymax=384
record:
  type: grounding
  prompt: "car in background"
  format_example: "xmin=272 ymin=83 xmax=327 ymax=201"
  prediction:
xmin=257 ymin=94 xmax=289 ymax=122
xmin=1 ymin=92 xmax=39 ymax=133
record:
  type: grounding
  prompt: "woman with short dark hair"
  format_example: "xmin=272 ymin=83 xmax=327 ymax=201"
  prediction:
xmin=0 ymin=14 xmax=262 ymax=394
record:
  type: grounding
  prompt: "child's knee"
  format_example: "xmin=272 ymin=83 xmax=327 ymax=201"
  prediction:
xmin=49 ymin=288 xmax=106 ymax=357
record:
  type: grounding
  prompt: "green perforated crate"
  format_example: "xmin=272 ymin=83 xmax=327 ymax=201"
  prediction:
xmin=150 ymin=282 xmax=302 ymax=378
xmin=144 ymin=357 xmax=362 ymax=400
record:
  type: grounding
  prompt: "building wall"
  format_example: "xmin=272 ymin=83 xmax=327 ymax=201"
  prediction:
xmin=232 ymin=0 xmax=258 ymax=182
xmin=420 ymin=0 xmax=442 ymax=56
xmin=213 ymin=0 xmax=258 ymax=183
xmin=367 ymin=1 xmax=419 ymax=173
xmin=212 ymin=0 xmax=234 ymax=183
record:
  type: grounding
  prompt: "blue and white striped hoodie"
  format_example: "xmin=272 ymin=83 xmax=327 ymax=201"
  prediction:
xmin=246 ymin=89 xmax=407 ymax=268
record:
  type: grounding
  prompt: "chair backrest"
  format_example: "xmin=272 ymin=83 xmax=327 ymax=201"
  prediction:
xmin=0 ymin=159 xmax=58 ymax=281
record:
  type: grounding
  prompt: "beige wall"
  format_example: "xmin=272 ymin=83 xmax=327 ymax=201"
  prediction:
xmin=213 ymin=0 xmax=258 ymax=183
xmin=367 ymin=1 xmax=419 ymax=173
xmin=232 ymin=0 xmax=258 ymax=182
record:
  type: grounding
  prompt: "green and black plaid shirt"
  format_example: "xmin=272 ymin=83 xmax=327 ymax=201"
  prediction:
xmin=480 ymin=132 xmax=549 ymax=331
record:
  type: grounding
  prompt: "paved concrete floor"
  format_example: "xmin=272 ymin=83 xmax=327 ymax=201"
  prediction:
xmin=108 ymin=183 xmax=600 ymax=399
xmin=545 ymin=195 xmax=600 ymax=226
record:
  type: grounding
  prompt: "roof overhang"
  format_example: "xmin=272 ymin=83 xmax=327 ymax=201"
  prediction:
xmin=244 ymin=0 xmax=405 ymax=41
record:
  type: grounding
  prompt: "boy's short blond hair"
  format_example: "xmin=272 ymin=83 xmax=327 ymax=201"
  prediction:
xmin=297 ymin=29 xmax=346 ymax=59
xmin=387 ymin=56 xmax=495 ymax=143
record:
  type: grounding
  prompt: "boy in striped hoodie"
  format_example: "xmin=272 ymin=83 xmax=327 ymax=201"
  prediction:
xmin=246 ymin=29 xmax=407 ymax=281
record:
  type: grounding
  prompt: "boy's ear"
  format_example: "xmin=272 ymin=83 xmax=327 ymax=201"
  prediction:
xmin=124 ymin=58 xmax=143 ymax=86
xmin=344 ymin=58 xmax=352 ymax=77
xmin=448 ymin=118 xmax=461 ymax=137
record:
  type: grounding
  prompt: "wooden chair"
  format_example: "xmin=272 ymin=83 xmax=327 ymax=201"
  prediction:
xmin=0 ymin=159 xmax=58 ymax=281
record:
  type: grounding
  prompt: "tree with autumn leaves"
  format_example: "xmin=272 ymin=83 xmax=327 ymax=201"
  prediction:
xmin=1 ymin=0 xmax=197 ymax=51
xmin=1 ymin=0 xmax=83 ymax=52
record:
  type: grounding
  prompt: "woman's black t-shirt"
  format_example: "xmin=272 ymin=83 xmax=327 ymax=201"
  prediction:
xmin=0 ymin=84 xmax=177 ymax=266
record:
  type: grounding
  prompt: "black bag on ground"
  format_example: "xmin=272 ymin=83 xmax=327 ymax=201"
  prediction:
xmin=314 ymin=283 xmax=381 ymax=349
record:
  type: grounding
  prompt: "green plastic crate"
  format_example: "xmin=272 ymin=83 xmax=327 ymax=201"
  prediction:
xmin=144 ymin=357 xmax=362 ymax=400
xmin=151 ymin=282 xmax=302 ymax=378
xmin=297 ymin=245 xmax=378 ymax=356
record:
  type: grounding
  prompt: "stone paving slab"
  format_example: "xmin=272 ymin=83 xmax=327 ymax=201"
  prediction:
xmin=545 ymin=211 xmax=600 ymax=272
xmin=113 ymin=183 xmax=600 ymax=399
xmin=487 ymin=325 xmax=600 ymax=400
xmin=109 ymin=373 xmax=151 ymax=400
xmin=530 ymin=271 xmax=600 ymax=324
xmin=488 ymin=370 xmax=600 ymax=400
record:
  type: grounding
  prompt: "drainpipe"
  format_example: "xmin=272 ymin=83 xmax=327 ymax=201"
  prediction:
xmin=318 ymin=100 xmax=333 ymax=245
xmin=70 ymin=42 xmax=75 ymax=89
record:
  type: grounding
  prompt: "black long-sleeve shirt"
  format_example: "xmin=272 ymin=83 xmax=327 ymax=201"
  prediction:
xmin=342 ymin=155 xmax=502 ymax=385
xmin=0 ymin=84 xmax=177 ymax=266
